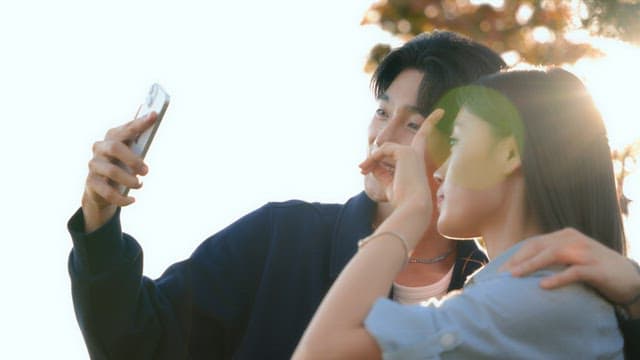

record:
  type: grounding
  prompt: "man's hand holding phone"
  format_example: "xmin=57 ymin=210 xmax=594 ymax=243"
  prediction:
xmin=82 ymin=113 xmax=156 ymax=233
xmin=81 ymin=84 xmax=170 ymax=233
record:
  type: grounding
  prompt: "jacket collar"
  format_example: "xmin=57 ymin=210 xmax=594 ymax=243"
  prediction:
xmin=329 ymin=192 xmax=376 ymax=279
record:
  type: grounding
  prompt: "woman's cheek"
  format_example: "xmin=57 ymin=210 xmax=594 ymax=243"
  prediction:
xmin=437 ymin=186 xmax=487 ymax=239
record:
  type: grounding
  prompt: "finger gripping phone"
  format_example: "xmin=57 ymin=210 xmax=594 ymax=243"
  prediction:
xmin=120 ymin=83 xmax=170 ymax=195
xmin=132 ymin=83 xmax=170 ymax=157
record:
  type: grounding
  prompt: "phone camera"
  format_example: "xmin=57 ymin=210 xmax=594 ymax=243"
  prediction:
xmin=146 ymin=84 xmax=158 ymax=106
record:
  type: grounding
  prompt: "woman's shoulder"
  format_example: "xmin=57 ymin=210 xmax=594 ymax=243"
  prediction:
xmin=460 ymin=260 xmax=617 ymax=331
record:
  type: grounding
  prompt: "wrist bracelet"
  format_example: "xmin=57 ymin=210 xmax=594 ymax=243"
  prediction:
xmin=358 ymin=231 xmax=410 ymax=260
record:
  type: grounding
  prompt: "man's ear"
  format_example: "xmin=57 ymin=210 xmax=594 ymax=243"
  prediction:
xmin=498 ymin=136 xmax=521 ymax=176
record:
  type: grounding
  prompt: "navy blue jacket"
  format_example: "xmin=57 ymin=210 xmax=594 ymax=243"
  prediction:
xmin=67 ymin=192 xmax=488 ymax=359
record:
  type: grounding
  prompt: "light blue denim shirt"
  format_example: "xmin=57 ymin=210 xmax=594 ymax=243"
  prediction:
xmin=365 ymin=240 xmax=623 ymax=359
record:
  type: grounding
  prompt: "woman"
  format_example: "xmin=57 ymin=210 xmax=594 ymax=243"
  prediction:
xmin=293 ymin=68 xmax=626 ymax=358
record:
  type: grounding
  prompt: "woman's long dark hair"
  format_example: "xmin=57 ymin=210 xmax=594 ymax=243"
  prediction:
xmin=457 ymin=69 xmax=626 ymax=254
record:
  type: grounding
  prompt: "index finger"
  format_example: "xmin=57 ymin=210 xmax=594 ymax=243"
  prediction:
xmin=411 ymin=109 xmax=444 ymax=153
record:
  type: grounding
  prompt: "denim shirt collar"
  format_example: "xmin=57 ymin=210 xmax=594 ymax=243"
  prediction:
xmin=465 ymin=240 xmax=528 ymax=286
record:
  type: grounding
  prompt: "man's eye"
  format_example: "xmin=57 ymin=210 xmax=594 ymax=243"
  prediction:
xmin=375 ymin=108 xmax=388 ymax=118
xmin=407 ymin=122 xmax=420 ymax=131
xmin=449 ymin=136 xmax=459 ymax=146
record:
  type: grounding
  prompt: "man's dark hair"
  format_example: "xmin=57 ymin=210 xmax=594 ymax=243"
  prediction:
xmin=459 ymin=69 xmax=626 ymax=254
xmin=371 ymin=31 xmax=506 ymax=134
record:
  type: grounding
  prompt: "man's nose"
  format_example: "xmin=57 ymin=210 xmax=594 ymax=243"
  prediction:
xmin=374 ymin=120 xmax=400 ymax=147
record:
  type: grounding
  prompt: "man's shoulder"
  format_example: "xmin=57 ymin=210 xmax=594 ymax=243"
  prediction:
xmin=256 ymin=199 xmax=341 ymax=229
xmin=265 ymin=198 xmax=343 ymax=214
xmin=263 ymin=192 xmax=372 ymax=223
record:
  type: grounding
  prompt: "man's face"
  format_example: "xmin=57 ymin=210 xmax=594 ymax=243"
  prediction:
xmin=364 ymin=69 xmax=447 ymax=205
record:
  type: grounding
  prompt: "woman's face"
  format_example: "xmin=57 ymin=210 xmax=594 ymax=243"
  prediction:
xmin=434 ymin=107 xmax=513 ymax=239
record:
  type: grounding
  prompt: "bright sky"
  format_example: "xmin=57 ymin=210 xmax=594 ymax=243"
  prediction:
xmin=0 ymin=1 xmax=637 ymax=358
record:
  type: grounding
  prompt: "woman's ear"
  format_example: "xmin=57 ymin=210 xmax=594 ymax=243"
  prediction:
xmin=499 ymin=136 xmax=521 ymax=176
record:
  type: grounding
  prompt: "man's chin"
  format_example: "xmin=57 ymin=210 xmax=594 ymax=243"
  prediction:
xmin=364 ymin=175 xmax=388 ymax=203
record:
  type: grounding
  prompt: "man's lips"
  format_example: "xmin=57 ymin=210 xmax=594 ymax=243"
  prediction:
xmin=437 ymin=192 xmax=444 ymax=208
xmin=380 ymin=161 xmax=395 ymax=174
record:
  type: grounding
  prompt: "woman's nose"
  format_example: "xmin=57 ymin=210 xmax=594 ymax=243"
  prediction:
xmin=433 ymin=158 xmax=449 ymax=184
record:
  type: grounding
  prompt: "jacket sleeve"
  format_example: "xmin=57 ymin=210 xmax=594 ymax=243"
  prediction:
xmin=621 ymin=317 xmax=640 ymax=359
xmin=68 ymin=205 xmax=272 ymax=359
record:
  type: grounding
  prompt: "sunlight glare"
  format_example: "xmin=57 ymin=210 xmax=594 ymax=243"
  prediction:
xmin=471 ymin=0 xmax=505 ymax=8
xmin=567 ymin=37 xmax=640 ymax=260
xmin=532 ymin=26 xmax=556 ymax=43
xmin=569 ymin=38 xmax=640 ymax=152
xmin=516 ymin=4 xmax=534 ymax=25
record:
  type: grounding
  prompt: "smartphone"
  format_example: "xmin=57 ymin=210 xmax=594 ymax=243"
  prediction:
xmin=120 ymin=83 xmax=170 ymax=195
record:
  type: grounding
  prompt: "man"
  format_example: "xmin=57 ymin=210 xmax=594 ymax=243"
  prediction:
xmin=68 ymin=31 xmax=638 ymax=359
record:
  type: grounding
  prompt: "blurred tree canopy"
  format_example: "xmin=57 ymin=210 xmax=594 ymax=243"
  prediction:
xmin=363 ymin=0 xmax=640 ymax=69
xmin=615 ymin=140 xmax=639 ymax=215
xmin=582 ymin=0 xmax=640 ymax=44
xmin=362 ymin=0 xmax=639 ymax=214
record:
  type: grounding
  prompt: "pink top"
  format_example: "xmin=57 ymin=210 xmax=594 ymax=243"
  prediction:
xmin=392 ymin=265 xmax=454 ymax=305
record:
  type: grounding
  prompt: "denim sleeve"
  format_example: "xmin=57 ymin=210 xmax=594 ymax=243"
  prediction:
xmin=365 ymin=271 xmax=624 ymax=359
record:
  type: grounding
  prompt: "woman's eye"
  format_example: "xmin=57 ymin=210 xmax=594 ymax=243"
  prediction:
xmin=449 ymin=136 xmax=459 ymax=146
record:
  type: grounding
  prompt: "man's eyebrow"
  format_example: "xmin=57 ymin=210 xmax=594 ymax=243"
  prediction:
xmin=406 ymin=105 xmax=422 ymax=114
xmin=377 ymin=94 xmax=422 ymax=114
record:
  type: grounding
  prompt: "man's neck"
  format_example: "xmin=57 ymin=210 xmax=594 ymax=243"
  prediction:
xmin=375 ymin=200 xmax=457 ymax=287
xmin=372 ymin=201 xmax=395 ymax=230
xmin=374 ymin=200 xmax=452 ymax=255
